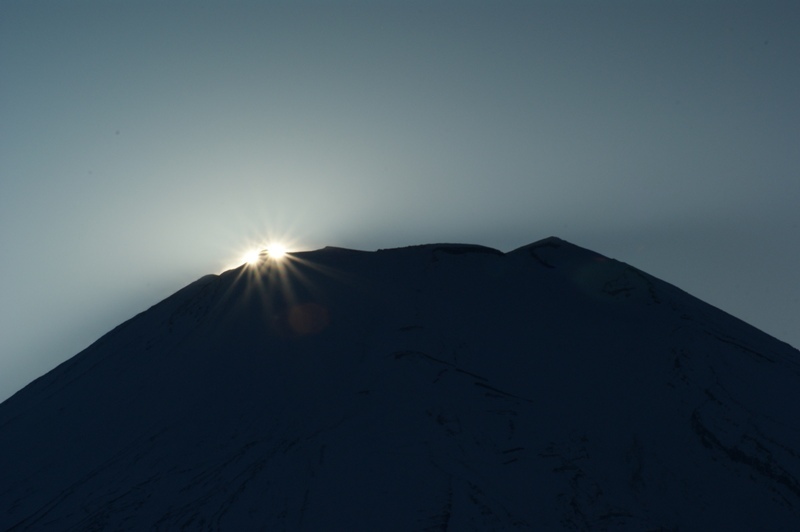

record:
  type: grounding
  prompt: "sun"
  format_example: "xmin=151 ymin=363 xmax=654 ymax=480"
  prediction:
xmin=266 ymin=243 xmax=287 ymax=259
xmin=225 ymin=233 xmax=296 ymax=272
xmin=239 ymin=243 xmax=287 ymax=267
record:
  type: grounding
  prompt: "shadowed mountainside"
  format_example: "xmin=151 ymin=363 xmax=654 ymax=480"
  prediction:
xmin=2 ymin=237 xmax=799 ymax=530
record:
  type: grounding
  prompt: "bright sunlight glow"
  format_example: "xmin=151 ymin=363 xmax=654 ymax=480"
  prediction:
xmin=243 ymin=249 xmax=262 ymax=265
xmin=227 ymin=232 xmax=296 ymax=272
xmin=267 ymin=243 xmax=287 ymax=259
xmin=240 ymin=243 xmax=287 ymax=267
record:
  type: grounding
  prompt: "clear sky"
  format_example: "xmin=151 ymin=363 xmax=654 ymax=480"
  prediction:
xmin=1 ymin=0 xmax=798 ymax=402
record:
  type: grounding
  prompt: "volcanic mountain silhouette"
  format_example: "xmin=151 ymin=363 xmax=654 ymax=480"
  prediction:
xmin=2 ymin=237 xmax=799 ymax=530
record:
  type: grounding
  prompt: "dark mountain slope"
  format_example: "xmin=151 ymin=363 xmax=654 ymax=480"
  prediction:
xmin=1 ymin=237 xmax=799 ymax=530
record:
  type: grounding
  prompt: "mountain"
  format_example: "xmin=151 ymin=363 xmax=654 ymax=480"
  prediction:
xmin=1 ymin=237 xmax=799 ymax=530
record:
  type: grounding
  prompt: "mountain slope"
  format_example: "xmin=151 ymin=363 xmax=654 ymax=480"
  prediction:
xmin=1 ymin=237 xmax=799 ymax=530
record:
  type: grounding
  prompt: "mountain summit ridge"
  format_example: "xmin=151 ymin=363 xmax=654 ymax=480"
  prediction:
xmin=1 ymin=237 xmax=799 ymax=530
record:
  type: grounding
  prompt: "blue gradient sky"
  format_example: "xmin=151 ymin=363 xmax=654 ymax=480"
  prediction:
xmin=2 ymin=1 xmax=798 ymax=401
